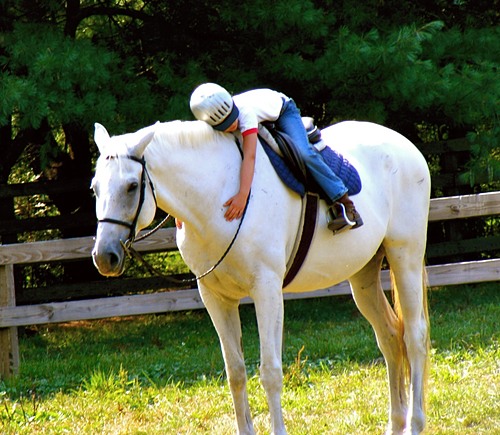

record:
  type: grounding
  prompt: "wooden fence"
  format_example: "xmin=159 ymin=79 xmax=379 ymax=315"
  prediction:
xmin=1 ymin=192 xmax=500 ymax=378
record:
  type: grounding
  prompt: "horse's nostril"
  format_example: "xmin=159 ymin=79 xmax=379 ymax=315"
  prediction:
xmin=108 ymin=252 xmax=120 ymax=268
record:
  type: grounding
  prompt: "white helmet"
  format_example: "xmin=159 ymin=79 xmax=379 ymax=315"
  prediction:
xmin=190 ymin=83 xmax=239 ymax=131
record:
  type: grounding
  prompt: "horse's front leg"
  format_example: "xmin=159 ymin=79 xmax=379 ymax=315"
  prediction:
xmin=252 ymin=283 xmax=286 ymax=435
xmin=199 ymin=286 xmax=255 ymax=435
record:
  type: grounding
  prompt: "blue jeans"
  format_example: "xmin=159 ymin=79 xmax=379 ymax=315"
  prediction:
xmin=275 ymin=99 xmax=348 ymax=203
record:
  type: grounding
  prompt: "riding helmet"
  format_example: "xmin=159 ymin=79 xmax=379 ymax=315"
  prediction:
xmin=190 ymin=83 xmax=239 ymax=131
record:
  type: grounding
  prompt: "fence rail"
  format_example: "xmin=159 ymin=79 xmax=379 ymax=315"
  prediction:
xmin=1 ymin=192 xmax=499 ymax=378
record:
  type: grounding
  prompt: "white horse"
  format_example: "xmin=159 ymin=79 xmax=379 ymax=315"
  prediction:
xmin=91 ymin=119 xmax=431 ymax=435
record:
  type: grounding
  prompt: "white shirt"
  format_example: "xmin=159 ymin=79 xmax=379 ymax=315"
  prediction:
xmin=233 ymin=89 xmax=288 ymax=137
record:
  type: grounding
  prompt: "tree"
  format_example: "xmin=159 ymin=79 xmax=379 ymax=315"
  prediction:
xmin=0 ymin=0 xmax=498 ymax=244
xmin=0 ymin=1 xmax=167 ymax=243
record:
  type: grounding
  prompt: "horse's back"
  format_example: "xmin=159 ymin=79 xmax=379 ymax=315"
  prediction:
xmin=284 ymin=121 xmax=430 ymax=292
xmin=323 ymin=121 xmax=430 ymax=211
xmin=324 ymin=121 xmax=427 ymax=168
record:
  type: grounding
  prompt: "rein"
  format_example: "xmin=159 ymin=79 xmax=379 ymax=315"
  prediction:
xmin=121 ymin=194 xmax=250 ymax=284
xmin=99 ymin=151 xmax=250 ymax=285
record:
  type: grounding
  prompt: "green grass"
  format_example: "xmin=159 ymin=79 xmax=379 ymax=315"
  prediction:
xmin=1 ymin=283 xmax=499 ymax=434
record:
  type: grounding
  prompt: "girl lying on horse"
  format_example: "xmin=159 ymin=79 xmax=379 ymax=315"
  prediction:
xmin=189 ymin=83 xmax=363 ymax=233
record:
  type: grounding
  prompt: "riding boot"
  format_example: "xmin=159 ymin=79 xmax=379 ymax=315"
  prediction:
xmin=327 ymin=193 xmax=363 ymax=233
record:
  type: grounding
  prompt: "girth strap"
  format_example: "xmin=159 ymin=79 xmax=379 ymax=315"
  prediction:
xmin=283 ymin=193 xmax=319 ymax=288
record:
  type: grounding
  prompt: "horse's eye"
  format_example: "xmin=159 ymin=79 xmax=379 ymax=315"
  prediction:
xmin=128 ymin=182 xmax=139 ymax=193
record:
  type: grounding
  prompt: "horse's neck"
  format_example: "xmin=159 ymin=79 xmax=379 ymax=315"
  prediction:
xmin=145 ymin=131 xmax=242 ymax=230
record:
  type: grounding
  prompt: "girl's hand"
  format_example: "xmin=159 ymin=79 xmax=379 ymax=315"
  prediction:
xmin=224 ymin=192 xmax=247 ymax=221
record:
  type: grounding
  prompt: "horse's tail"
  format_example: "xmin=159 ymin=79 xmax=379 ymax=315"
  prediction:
xmin=390 ymin=264 xmax=430 ymax=411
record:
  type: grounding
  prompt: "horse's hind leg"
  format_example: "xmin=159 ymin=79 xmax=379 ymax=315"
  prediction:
xmin=199 ymin=287 xmax=255 ymax=435
xmin=384 ymin=243 xmax=429 ymax=435
xmin=349 ymin=247 xmax=408 ymax=435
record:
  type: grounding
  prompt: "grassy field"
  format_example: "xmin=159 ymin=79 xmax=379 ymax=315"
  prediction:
xmin=0 ymin=283 xmax=499 ymax=434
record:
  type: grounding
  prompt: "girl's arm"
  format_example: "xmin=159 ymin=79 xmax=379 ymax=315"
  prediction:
xmin=223 ymin=131 xmax=257 ymax=221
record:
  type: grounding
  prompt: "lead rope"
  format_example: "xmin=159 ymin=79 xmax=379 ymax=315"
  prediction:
xmin=121 ymin=192 xmax=250 ymax=285
xmin=133 ymin=214 xmax=172 ymax=243
xmin=122 ymin=137 xmax=249 ymax=285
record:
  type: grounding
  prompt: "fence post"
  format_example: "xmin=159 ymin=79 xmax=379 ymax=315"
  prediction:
xmin=0 ymin=264 xmax=19 ymax=378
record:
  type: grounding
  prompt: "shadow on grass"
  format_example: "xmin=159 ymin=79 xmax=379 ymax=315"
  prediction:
xmin=2 ymin=283 xmax=498 ymax=400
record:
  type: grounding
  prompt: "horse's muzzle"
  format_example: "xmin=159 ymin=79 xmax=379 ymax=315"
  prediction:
xmin=92 ymin=242 xmax=126 ymax=277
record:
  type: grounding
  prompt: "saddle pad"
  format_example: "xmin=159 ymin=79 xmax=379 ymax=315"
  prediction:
xmin=260 ymin=139 xmax=362 ymax=198
xmin=320 ymin=147 xmax=362 ymax=195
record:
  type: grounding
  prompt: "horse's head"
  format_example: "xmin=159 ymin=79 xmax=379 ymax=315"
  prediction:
xmin=91 ymin=123 xmax=157 ymax=277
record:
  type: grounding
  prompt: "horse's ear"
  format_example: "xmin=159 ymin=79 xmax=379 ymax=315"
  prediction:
xmin=94 ymin=123 xmax=111 ymax=154
xmin=130 ymin=124 xmax=157 ymax=158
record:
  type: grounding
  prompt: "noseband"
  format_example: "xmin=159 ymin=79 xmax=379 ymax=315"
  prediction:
xmin=98 ymin=155 xmax=156 ymax=246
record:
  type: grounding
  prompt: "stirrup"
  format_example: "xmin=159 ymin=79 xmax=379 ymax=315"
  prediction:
xmin=337 ymin=202 xmax=357 ymax=226
xmin=327 ymin=203 xmax=355 ymax=234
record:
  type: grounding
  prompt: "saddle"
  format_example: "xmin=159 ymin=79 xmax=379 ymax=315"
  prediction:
xmin=258 ymin=118 xmax=362 ymax=200
xmin=257 ymin=118 xmax=362 ymax=288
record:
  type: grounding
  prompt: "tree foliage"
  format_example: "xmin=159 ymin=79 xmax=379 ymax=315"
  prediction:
xmin=0 ymin=0 xmax=498 ymax=217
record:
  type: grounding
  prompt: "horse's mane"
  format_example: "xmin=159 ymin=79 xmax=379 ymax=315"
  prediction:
xmin=153 ymin=120 xmax=230 ymax=151
xmin=96 ymin=120 xmax=233 ymax=178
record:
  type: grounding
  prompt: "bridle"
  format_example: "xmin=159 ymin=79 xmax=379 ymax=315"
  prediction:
xmin=98 ymin=155 xmax=159 ymax=247
xmin=96 ymin=143 xmax=250 ymax=283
